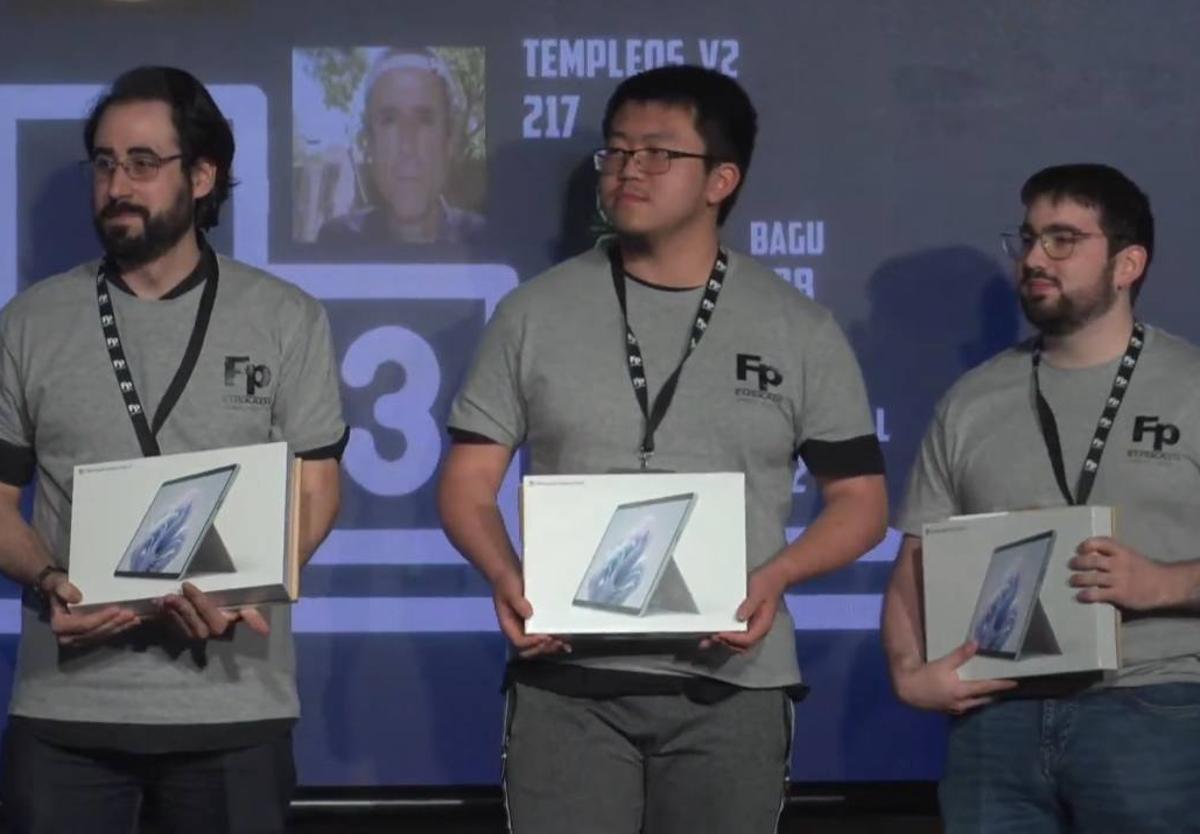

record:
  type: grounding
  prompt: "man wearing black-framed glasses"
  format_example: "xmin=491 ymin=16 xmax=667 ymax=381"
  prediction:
xmin=0 ymin=66 xmax=347 ymax=834
xmin=441 ymin=65 xmax=887 ymax=833
xmin=884 ymin=163 xmax=1200 ymax=832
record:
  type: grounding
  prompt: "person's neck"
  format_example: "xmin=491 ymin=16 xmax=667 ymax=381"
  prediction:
xmin=619 ymin=224 xmax=720 ymax=289
xmin=1040 ymin=306 xmax=1137 ymax=369
xmin=117 ymin=232 xmax=203 ymax=299
xmin=388 ymin=206 xmax=442 ymax=243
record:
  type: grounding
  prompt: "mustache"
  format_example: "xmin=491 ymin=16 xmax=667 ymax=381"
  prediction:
xmin=612 ymin=187 xmax=649 ymax=200
xmin=98 ymin=201 xmax=149 ymax=221
xmin=1020 ymin=266 xmax=1059 ymax=287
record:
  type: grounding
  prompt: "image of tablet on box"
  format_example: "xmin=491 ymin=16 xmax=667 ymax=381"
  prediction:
xmin=967 ymin=531 xmax=1057 ymax=659
xmin=113 ymin=464 xmax=240 ymax=579
xmin=572 ymin=493 xmax=699 ymax=616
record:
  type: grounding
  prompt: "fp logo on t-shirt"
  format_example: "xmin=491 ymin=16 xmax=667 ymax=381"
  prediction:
xmin=735 ymin=353 xmax=784 ymax=404
xmin=223 ymin=355 xmax=273 ymax=408
xmin=1128 ymin=414 xmax=1183 ymax=462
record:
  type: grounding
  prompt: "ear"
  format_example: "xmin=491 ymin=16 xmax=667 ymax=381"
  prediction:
xmin=190 ymin=158 xmax=217 ymax=201
xmin=1113 ymin=244 xmax=1148 ymax=293
xmin=359 ymin=127 xmax=373 ymax=163
xmin=705 ymin=162 xmax=741 ymax=210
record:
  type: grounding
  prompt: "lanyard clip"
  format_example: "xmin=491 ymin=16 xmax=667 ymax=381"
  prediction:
xmin=638 ymin=446 xmax=653 ymax=470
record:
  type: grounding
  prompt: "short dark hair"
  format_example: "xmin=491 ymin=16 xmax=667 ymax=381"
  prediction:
xmin=84 ymin=66 xmax=235 ymax=231
xmin=1020 ymin=163 xmax=1154 ymax=301
xmin=602 ymin=65 xmax=757 ymax=225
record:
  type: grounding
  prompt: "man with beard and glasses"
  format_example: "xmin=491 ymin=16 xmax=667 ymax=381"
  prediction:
xmin=0 ymin=67 xmax=347 ymax=834
xmin=882 ymin=163 xmax=1200 ymax=833
xmin=439 ymin=65 xmax=887 ymax=833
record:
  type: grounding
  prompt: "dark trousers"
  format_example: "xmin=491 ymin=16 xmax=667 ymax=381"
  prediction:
xmin=0 ymin=722 xmax=295 ymax=834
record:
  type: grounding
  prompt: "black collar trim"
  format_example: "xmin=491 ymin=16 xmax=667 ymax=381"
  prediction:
xmin=102 ymin=239 xmax=217 ymax=300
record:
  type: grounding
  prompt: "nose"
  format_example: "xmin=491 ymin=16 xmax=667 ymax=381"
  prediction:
xmin=617 ymin=152 xmax=643 ymax=180
xmin=104 ymin=162 xmax=134 ymax=202
xmin=386 ymin=113 xmax=425 ymax=156
xmin=1021 ymin=236 xmax=1052 ymax=273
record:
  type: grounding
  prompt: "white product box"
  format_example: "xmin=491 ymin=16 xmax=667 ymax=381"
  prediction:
xmin=522 ymin=473 xmax=747 ymax=636
xmin=923 ymin=506 xmax=1120 ymax=680
xmin=69 ymin=442 xmax=301 ymax=613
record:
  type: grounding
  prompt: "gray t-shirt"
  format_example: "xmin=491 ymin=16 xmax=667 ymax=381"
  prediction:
xmin=449 ymin=246 xmax=882 ymax=688
xmin=0 ymin=251 xmax=346 ymax=727
xmin=899 ymin=325 xmax=1200 ymax=686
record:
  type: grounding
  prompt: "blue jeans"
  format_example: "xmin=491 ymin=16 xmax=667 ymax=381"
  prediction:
xmin=940 ymin=683 xmax=1200 ymax=833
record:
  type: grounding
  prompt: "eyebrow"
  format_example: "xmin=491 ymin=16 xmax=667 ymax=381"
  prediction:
xmin=607 ymin=130 xmax=679 ymax=144
xmin=1021 ymin=222 xmax=1092 ymax=235
xmin=372 ymin=104 xmax=440 ymax=118
xmin=91 ymin=145 xmax=173 ymax=157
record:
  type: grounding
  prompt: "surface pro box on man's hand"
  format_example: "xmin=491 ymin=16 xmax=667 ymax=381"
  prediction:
xmin=522 ymin=472 xmax=746 ymax=636
xmin=923 ymin=506 xmax=1120 ymax=680
xmin=69 ymin=442 xmax=301 ymax=614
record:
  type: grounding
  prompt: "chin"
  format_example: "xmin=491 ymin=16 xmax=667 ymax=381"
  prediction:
xmin=609 ymin=210 xmax=661 ymax=235
xmin=387 ymin=196 xmax=436 ymax=221
xmin=102 ymin=230 xmax=144 ymax=251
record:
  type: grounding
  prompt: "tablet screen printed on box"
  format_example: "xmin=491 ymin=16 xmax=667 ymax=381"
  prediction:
xmin=571 ymin=493 xmax=696 ymax=615
xmin=966 ymin=531 xmax=1055 ymax=659
xmin=113 ymin=464 xmax=240 ymax=579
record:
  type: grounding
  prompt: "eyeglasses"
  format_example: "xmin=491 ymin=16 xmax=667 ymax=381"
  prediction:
xmin=1001 ymin=228 xmax=1111 ymax=261
xmin=593 ymin=147 xmax=716 ymax=175
xmin=82 ymin=152 xmax=185 ymax=183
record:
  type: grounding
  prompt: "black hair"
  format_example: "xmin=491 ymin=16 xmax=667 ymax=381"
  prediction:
xmin=602 ymin=65 xmax=757 ymax=225
xmin=84 ymin=66 xmax=235 ymax=231
xmin=1020 ymin=163 xmax=1154 ymax=300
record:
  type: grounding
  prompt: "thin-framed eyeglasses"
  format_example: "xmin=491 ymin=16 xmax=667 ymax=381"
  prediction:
xmin=593 ymin=146 xmax=717 ymax=176
xmin=1000 ymin=227 xmax=1112 ymax=261
xmin=82 ymin=152 xmax=185 ymax=183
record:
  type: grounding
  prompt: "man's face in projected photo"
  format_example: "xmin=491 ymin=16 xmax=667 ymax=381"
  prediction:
xmin=89 ymin=100 xmax=206 ymax=267
xmin=363 ymin=67 xmax=453 ymax=243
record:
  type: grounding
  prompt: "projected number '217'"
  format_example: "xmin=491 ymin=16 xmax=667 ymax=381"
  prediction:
xmin=340 ymin=326 xmax=442 ymax=496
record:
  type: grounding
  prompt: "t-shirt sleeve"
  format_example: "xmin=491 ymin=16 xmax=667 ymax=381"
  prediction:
xmin=446 ymin=296 xmax=526 ymax=448
xmin=271 ymin=296 xmax=348 ymax=460
xmin=0 ymin=313 xmax=35 ymax=487
xmin=896 ymin=406 xmax=960 ymax=536
xmin=794 ymin=313 xmax=885 ymax=478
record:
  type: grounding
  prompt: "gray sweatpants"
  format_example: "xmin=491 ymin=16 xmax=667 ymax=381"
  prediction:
xmin=502 ymin=683 xmax=794 ymax=834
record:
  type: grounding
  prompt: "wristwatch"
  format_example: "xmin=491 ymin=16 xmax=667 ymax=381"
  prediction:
xmin=32 ymin=565 xmax=67 ymax=605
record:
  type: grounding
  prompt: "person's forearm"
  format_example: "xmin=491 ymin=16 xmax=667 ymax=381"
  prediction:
xmin=295 ymin=460 xmax=343 ymax=567
xmin=439 ymin=477 xmax=521 ymax=586
xmin=881 ymin=540 xmax=927 ymax=683
xmin=298 ymin=485 xmax=339 ymax=567
xmin=767 ymin=477 xmax=887 ymax=587
xmin=1164 ymin=559 xmax=1200 ymax=611
xmin=0 ymin=500 xmax=56 ymax=587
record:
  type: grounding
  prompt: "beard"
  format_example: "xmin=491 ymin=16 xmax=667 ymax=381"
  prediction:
xmin=1019 ymin=260 xmax=1118 ymax=337
xmin=94 ymin=184 xmax=194 ymax=269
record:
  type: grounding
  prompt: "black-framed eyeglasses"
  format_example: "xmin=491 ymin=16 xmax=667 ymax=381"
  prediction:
xmin=1000 ymin=228 xmax=1115 ymax=262
xmin=593 ymin=147 xmax=716 ymax=175
xmin=82 ymin=152 xmax=185 ymax=183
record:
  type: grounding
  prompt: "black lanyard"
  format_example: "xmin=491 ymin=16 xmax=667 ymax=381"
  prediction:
xmin=96 ymin=258 xmax=218 ymax=457
xmin=1031 ymin=321 xmax=1144 ymax=505
xmin=608 ymin=243 xmax=728 ymax=468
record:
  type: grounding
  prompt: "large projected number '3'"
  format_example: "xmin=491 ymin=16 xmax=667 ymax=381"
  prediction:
xmin=341 ymin=325 xmax=442 ymax=496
